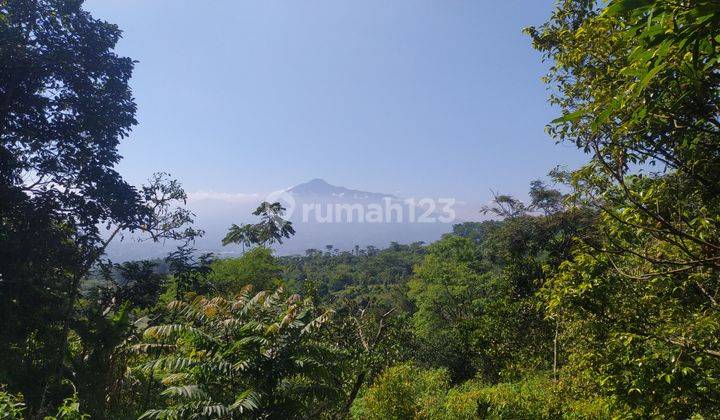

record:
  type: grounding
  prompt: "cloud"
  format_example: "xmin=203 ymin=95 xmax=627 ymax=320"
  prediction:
xmin=188 ymin=190 xmax=262 ymax=204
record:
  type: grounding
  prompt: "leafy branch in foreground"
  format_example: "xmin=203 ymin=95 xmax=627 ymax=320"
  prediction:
xmin=134 ymin=287 xmax=340 ymax=418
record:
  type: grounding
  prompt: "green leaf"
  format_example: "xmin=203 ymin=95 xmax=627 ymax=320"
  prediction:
xmin=605 ymin=0 xmax=654 ymax=16
xmin=551 ymin=109 xmax=586 ymax=124
xmin=638 ymin=63 xmax=666 ymax=91
xmin=161 ymin=385 xmax=207 ymax=400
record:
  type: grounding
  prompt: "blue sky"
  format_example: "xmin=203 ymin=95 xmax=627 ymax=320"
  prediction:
xmin=84 ymin=0 xmax=587 ymax=202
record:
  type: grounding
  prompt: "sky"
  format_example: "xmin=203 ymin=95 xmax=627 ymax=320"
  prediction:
xmin=84 ymin=0 xmax=588 ymax=203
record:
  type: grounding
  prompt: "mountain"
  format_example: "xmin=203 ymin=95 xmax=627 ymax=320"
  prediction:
xmin=271 ymin=179 xmax=452 ymax=254
xmin=105 ymin=179 xmax=462 ymax=261
xmin=287 ymin=178 xmax=395 ymax=201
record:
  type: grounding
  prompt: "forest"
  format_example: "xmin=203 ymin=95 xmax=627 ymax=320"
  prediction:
xmin=1 ymin=0 xmax=720 ymax=418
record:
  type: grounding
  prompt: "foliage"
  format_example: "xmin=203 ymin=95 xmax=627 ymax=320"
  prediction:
xmin=354 ymin=367 xmax=614 ymax=419
xmin=442 ymin=375 xmax=613 ymax=419
xmin=0 ymin=0 xmax=141 ymax=244
xmin=351 ymin=363 xmax=450 ymax=420
xmin=164 ymin=246 xmax=214 ymax=300
xmin=280 ymin=241 xmax=425 ymax=304
xmin=0 ymin=2 xmax=198 ymax=413
xmin=0 ymin=387 xmax=24 ymax=419
xmin=208 ymin=247 xmax=282 ymax=294
xmin=249 ymin=202 xmax=296 ymax=245
xmin=96 ymin=260 xmax=167 ymax=310
xmin=329 ymin=301 xmax=415 ymax=417
xmin=223 ymin=202 xmax=296 ymax=250
xmin=408 ymin=236 xmax=491 ymax=380
xmin=410 ymin=196 xmax=593 ymax=381
xmin=528 ymin=0 xmax=720 ymax=415
xmin=67 ymin=302 xmax=134 ymax=417
xmin=0 ymin=0 xmax=137 ymax=411
xmin=134 ymin=287 xmax=340 ymax=418
xmin=0 ymin=384 xmax=90 ymax=420
xmin=222 ymin=223 xmax=260 ymax=250
xmin=45 ymin=388 xmax=90 ymax=420
xmin=452 ymin=220 xmax=501 ymax=246
xmin=544 ymin=246 xmax=720 ymax=417
xmin=3 ymin=0 xmax=719 ymax=417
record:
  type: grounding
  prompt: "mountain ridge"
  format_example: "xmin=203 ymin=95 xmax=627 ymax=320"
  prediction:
xmin=286 ymin=178 xmax=396 ymax=200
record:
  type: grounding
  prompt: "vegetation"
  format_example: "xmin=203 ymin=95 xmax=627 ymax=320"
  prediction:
xmin=135 ymin=288 xmax=336 ymax=418
xmin=223 ymin=202 xmax=296 ymax=251
xmin=1 ymin=0 xmax=719 ymax=418
xmin=526 ymin=0 xmax=720 ymax=416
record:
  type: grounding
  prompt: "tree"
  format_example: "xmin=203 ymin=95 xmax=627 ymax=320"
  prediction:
xmin=97 ymin=260 xmax=166 ymax=310
xmin=165 ymin=245 xmax=214 ymax=300
xmin=251 ymin=202 xmax=295 ymax=245
xmin=481 ymin=192 xmax=528 ymax=219
xmin=0 ymin=2 xmax=197 ymax=413
xmin=222 ymin=202 xmax=295 ymax=250
xmin=527 ymin=0 xmax=720 ymax=274
xmin=207 ymin=247 xmax=282 ymax=294
xmin=134 ymin=288 xmax=340 ymax=419
xmin=0 ymin=0 xmax=139 ymax=233
xmin=452 ymin=220 xmax=501 ymax=246
xmin=408 ymin=235 xmax=489 ymax=380
xmin=529 ymin=180 xmax=564 ymax=215
xmin=529 ymin=0 xmax=720 ymax=415
xmin=330 ymin=301 xmax=410 ymax=418
xmin=221 ymin=223 xmax=259 ymax=252
xmin=350 ymin=363 xmax=450 ymax=420
xmin=410 ymin=182 xmax=595 ymax=383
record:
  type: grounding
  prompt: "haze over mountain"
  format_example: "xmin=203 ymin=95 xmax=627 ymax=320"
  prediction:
xmin=106 ymin=179 xmax=470 ymax=261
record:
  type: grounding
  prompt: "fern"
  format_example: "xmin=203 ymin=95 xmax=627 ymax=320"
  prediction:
xmin=135 ymin=287 xmax=341 ymax=418
xmin=161 ymin=385 xmax=207 ymax=400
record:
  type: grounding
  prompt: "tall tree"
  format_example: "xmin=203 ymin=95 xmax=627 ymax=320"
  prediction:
xmin=0 ymin=1 xmax=197 ymax=413
xmin=251 ymin=201 xmax=296 ymax=246
xmin=529 ymin=0 xmax=720 ymax=415
xmin=222 ymin=201 xmax=295 ymax=250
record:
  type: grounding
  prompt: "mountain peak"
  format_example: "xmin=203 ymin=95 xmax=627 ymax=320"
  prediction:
xmin=306 ymin=178 xmax=331 ymax=186
xmin=288 ymin=178 xmax=336 ymax=195
xmin=288 ymin=179 xmax=395 ymax=200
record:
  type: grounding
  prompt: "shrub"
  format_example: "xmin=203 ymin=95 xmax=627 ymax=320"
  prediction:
xmin=207 ymin=247 xmax=281 ymax=293
xmin=0 ymin=384 xmax=89 ymax=420
xmin=445 ymin=375 xmax=613 ymax=419
xmin=353 ymin=369 xmax=616 ymax=419
xmin=351 ymin=363 xmax=450 ymax=419
xmin=0 ymin=387 xmax=25 ymax=419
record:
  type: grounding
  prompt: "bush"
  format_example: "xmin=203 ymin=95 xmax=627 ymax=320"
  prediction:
xmin=0 ymin=384 xmax=89 ymax=420
xmin=207 ymin=247 xmax=281 ymax=293
xmin=353 ymin=369 xmax=615 ymax=419
xmin=445 ymin=375 xmax=614 ymax=419
xmin=351 ymin=363 xmax=450 ymax=419
xmin=0 ymin=387 xmax=25 ymax=419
